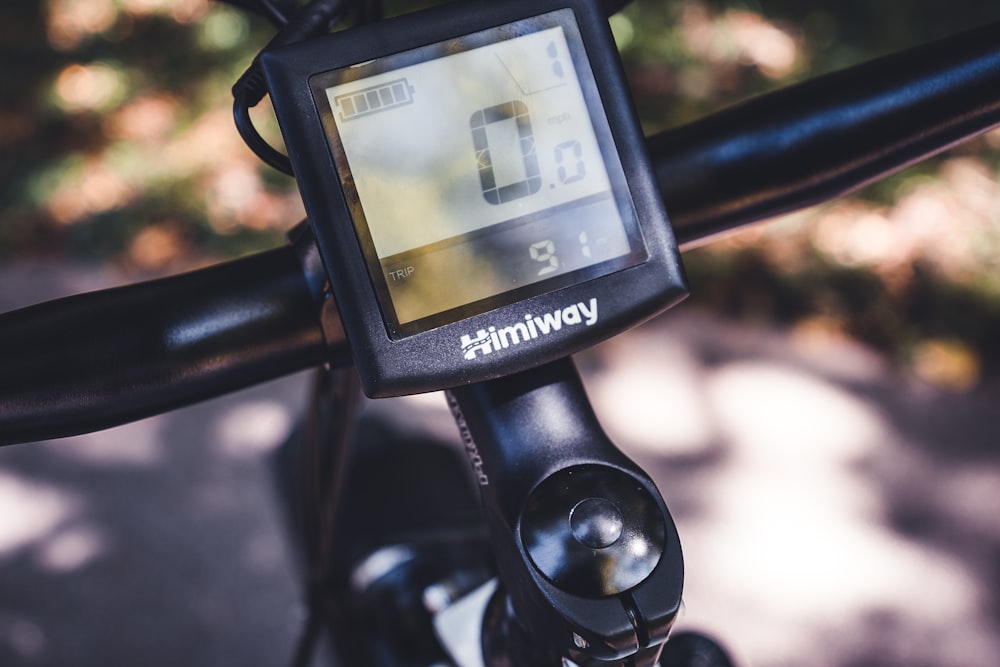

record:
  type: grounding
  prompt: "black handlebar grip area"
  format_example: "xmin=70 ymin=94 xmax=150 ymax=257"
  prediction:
xmin=0 ymin=247 xmax=329 ymax=446
xmin=651 ymin=20 xmax=1000 ymax=247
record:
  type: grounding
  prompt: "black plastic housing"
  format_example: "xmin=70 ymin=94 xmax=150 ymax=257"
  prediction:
xmin=262 ymin=0 xmax=687 ymax=397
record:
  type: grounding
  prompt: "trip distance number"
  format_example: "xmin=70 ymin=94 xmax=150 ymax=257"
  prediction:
xmin=530 ymin=232 xmax=592 ymax=277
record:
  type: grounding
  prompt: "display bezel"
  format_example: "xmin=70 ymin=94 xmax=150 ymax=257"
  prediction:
xmin=309 ymin=13 xmax=647 ymax=338
xmin=262 ymin=0 xmax=688 ymax=396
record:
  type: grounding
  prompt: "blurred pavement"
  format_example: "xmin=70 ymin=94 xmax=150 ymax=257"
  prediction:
xmin=1 ymin=261 xmax=998 ymax=667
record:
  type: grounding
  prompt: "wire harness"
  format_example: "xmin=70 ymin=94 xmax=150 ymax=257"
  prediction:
xmin=231 ymin=0 xmax=352 ymax=175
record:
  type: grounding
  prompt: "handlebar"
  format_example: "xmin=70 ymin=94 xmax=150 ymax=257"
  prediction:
xmin=0 ymin=246 xmax=330 ymax=446
xmin=654 ymin=19 xmax=1000 ymax=247
xmin=3 ymin=20 xmax=1000 ymax=445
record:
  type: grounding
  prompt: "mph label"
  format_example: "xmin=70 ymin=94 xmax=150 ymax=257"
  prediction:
xmin=460 ymin=298 xmax=598 ymax=360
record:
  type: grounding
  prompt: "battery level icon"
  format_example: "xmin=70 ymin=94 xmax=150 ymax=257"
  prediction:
xmin=334 ymin=78 xmax=415 ymax=120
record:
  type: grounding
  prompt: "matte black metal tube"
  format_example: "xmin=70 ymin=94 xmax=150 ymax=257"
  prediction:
xmin=0 ymin=247 xmax=330 ymax=446
xmin=649 ymin=20 xmax=1000 ymax=247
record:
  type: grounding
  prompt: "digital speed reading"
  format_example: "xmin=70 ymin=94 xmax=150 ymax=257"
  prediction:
xmin=470 ymin=100 xmax=542 ymax=205
xmin=316 ymin=15 xmax=645 ymax=334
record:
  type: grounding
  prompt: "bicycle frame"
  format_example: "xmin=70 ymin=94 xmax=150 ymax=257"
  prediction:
xmin=2 ymin=3 xmax=1000 ymax=666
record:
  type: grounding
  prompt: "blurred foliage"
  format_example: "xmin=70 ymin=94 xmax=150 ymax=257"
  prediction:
xmin=0 ymin=0 xmax=296 ymax=270
xmin=1 ymin=0 xmax=1000 ymax=386
xmin=608 ymin=0 xmax=1000 ymax=387
xmin=617 ymin=0 xmax=1000 ymax=131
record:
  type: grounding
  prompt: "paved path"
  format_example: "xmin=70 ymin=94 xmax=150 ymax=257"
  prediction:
xmin=1 ymin=262 xmax=997 ymax=666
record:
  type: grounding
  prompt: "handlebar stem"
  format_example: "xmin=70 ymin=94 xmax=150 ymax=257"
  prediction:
xmin=447 ymin=358 xmax=683 ymax=664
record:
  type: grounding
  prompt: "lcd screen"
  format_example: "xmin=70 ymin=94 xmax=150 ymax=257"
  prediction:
xmin=314 ymin=10 xmax=646 ymax=335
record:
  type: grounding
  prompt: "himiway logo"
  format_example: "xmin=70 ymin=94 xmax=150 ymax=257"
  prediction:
xmin=460 ymin=298 xmax=598 ymax=360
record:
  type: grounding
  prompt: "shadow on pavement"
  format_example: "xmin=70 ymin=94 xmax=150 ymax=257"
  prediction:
xmin=1 ymin=263 xmax=998 ymax=666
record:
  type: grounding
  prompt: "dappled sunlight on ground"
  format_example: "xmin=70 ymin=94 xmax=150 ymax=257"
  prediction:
xmin=211 ymin=399 xmax=295 ymax=459
xmin=590 ymin=337 xmax=715 ymax=457
xmin=0 ymin=264 xmax=998 ymax=665
xmin=0 ymin=384 xmax=306 ymax=666
xmin=54 ymin=419 xmax=167 ymax=468
xmin=688 ymin=363 xmax=987 ymax=666
xmin=585 ymin=311 xmax=1000 ymax=667
xmin=0 ymin=473 xmax=81 ymax=560
xmin=0 ymin=265 xmax=308 ymax=665
xmin=33 ymin=523 xmax=109 ymax=574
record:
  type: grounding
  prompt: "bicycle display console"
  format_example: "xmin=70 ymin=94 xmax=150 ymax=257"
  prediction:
xmin=263 ymin=0 xmax=687 ymax=396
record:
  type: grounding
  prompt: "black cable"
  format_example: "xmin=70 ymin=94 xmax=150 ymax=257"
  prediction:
xmin=254 ymin=0 xmax=294 ymax=26
xmin=231 ymin=0 xmax=347 ymax=174
xmin=233 ymin=97 xmax=294 ymax=175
